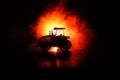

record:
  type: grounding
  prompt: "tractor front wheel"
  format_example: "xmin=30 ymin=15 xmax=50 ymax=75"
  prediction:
xmin=38 ymin=42 xmax=51 ymax=50
xmin=64 ymin=40 xmax=72 ymax=49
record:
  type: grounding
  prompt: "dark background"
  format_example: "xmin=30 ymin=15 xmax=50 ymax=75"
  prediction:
xmin=1 ymin=0 xmax=114 ymax=68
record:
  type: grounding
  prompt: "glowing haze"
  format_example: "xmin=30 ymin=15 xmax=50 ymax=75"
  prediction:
xmin=32 ymin=1 xmax=94 ymax=53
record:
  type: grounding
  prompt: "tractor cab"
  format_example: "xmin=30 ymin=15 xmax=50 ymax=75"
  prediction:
xmin=49 ymin=27 xmax=65 ymax=36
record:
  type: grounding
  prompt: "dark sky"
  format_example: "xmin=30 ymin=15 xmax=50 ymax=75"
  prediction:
xmin=2 ymin=0 xmax=112 ymax=28
xmin=1 ymin=0 xmax=114 ymax=68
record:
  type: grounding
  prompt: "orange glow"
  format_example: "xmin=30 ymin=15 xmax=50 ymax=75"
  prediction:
xmin=32 ymin=2 xmax=94 ymax=53
xmin=48 ymin=47 xmax=59 ymax=54
xmin=52 ymin=47 xmax=58 ymax=52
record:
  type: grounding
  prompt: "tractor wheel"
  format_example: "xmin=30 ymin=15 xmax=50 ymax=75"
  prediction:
xmin=40 ymin=44 xmax=51 ymax=50
xmin=37 ymin=36 xmax=51 ymax=50
xmin=39 ymin=42 xmax=51 ymax=50
xmin=64 ymin=40 xmax=72 ymax=49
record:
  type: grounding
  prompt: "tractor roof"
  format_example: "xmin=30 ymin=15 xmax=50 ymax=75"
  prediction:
xmin=54 ymin=27 xmax=65 ymax=30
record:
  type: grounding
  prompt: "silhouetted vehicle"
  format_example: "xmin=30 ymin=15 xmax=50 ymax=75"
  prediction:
xmin=37 ymin=27 xmax=72 ymax=50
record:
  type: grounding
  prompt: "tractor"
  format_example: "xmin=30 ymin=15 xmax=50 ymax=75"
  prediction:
xmin=37 ymin=27 xmax=72 ymax=50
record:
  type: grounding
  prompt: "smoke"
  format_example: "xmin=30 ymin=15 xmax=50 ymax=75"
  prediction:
xmin=31 ymin=0 xmax=94 ymax=53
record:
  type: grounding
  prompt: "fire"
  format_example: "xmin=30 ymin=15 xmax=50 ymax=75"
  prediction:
xmin=32 ymin=1 xmax=94 ymax=52
xmin=49 ymin=47 xmax=59 ymax=53
xmin=52 ymin=47 xmax=58 ymax=52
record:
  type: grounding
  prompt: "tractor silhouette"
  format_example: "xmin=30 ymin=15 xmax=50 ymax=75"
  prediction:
xmin=37 ymin=27 xmax=72 ymax=50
